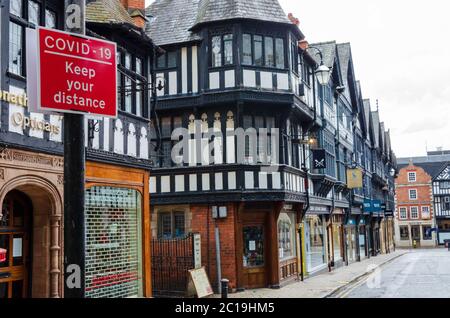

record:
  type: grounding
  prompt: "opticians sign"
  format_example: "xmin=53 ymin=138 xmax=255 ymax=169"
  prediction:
xmin=36 ymin=27 xmax=117 ymax=117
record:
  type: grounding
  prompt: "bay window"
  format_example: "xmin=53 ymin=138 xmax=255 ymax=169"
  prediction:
xmin=241 ymin=34 xmax=285 ymax=69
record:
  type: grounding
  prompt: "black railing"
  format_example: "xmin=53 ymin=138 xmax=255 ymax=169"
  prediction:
xmin=151 ymin=233 xmax=195 ymax=298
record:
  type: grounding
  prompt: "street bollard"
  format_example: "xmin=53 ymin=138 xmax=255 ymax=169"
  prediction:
xmin=221 ymin=279 xmax=229 ymax=299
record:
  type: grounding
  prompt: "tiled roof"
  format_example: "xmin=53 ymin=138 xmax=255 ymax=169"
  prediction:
xmin=336 ymin=43 xmax=351 ymax=81
xmin=310 ymin=41 xmax=336 ymax=68
xmin=146 ymin=0 xmax=202 ymax=46
xmin=146 ymin=0 xmax=296 ymax=46
xmin=194 ymin=0 xmax=291 ymax=27
xmin=398 ymin=161 xmax=449 ymax=179
xmin=363 ymin=99 xmax=371 ymax=136
xmin=86 ymin=0 xmax=134 ymax=25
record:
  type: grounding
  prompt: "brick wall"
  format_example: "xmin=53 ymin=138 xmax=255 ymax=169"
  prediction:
xmin=120 ymin=0 xmax=146 ymax=28
xmin=395 ymin=163 xmax=433 ymax=220
xmin=190 ymin=204 xmax=238 ymax=291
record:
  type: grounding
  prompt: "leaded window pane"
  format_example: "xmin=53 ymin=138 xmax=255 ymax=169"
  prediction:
xmin=167 ymin=51 xmax=177 ymax=68
xmin=174 ymin=213 xmax=185 ymax=238
xmin=10 ymin=0 xmax=22 ymax=17
xmin=254 ymin=36 xmax=263 ymax=66
xmin=28 ymin=1 xmax=40 ymax=26
xmin=224 ymin=34 xmax=233 ymax=65
xmin=211 ymin=36 xmax=222 ymax=67
xmin=242 ymin=34 xmax=252 ymax=65
xmin=275 ymin=38 xmax=285 ymax=69
xmin=45 ymin=9 xmax=56 ymax=28
xmin=9 ymin=22 xmax=23 ymax=76
xmin=265 ymin=37 xmax=274 ymax=67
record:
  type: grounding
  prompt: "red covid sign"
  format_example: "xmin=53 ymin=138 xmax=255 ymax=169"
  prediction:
xmin=37 ymin=27 xmax=117 ymax=117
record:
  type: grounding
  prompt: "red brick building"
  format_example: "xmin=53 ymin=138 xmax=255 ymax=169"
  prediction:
xmin=395 ymin=162 xmax=436 ymax=247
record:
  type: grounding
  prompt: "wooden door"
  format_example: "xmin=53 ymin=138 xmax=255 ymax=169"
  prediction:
xmin=0 ymin=191 xmax=32 ymax=299
xmin=241 ymin=212 xmax=268 ymax=289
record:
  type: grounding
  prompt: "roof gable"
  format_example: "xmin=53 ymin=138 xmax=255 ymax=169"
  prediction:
xmin=436 ymin=164 xmax=450 ymax=181
xmin=86 ymin=0 xmax=134 ymax=25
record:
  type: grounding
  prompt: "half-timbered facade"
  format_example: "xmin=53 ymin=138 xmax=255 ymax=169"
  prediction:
xmin=432 ymin=164 xmax=450 ymax=244
xmin=146 ymin=0 xmax=398 ymax=292
xmin=0 ymin=0 xmax=158 ymax=298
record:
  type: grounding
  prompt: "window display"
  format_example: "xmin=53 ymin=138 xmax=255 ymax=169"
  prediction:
xmin=243 ymin=226 xmax=264 ymax=267
xmin=304 ymin=215 xmax=326 ymax=271
xmin=278 ymin=213 xmax=296 ymax=260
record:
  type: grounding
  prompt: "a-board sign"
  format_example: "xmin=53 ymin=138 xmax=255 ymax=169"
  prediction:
xmin=187 ymin=267 xmax=213 ymax=298
xmin=36 ymin=27 xmax=117 ymax=117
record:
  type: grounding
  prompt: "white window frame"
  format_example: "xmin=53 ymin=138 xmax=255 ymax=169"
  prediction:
xmin=409 ymin=189 xmax=418 ymax=200
xmin=410 ymin=206 xmax=419 ymax=220
xmin=408 ymin=172 xmax=417 ymax=182
xmin=421 ymin=206 xmax=430 ymax=219
xmin=399 ymin=207 xmax=408 ymax=220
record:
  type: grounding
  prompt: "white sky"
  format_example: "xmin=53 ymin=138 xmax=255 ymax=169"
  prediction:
xmin=145 ymin=0 xmax=450 ymax=158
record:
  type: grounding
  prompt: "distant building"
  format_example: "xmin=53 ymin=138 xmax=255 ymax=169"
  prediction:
xmin=397 ymin=151 xmax=450 ymax=246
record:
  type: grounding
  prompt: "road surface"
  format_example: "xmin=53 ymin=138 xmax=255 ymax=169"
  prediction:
xmin=331 ymin=248 xmax=450 ymax=298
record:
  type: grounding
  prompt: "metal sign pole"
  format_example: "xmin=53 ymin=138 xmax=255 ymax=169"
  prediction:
xmin=63 ymin=0 xmax=86 ymax=298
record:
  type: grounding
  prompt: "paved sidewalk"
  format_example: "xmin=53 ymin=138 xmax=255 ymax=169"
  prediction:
xmin=222 ymin=250 xmax=408 ymax=298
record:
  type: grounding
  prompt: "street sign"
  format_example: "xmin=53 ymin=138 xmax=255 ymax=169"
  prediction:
xmin=37 ymin=27 xmax=117 ymax=117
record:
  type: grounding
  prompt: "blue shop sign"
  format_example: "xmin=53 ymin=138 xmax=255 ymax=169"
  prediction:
xmin=363 ymin=199 xmax=373 ymax=213
xmin=372 ymin=200 xmax=382 ymax=211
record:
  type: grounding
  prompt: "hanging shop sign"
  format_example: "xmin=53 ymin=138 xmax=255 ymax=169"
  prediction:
xmin=347 ymin=168 xmax=363 ymax=189
xmin=312 ymin=149 xmax=327 ymax=169
xmin=31 ymin=27 xmax=117 ymax=117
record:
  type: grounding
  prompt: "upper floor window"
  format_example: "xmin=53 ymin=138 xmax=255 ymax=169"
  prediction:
xmin=421 ymin=206 xmax=430 ymax=219
xmin=441 ymin=181 xmax=450 ymax=189
xmin=241 ymin=34 xmax=285 ymax=69
xmin=157 ymin=50 xmax=177 ymax=69
xmin=409 ymin=189 xmax=418 ymax=200
xmin=9 ymin=1 xmax=59 ymax=77
xmin=408 ymin=172 xmax=417 ymax=182
xmin=399 ymin=207 xmax=407 ymax=220
xmin=410 ymin=207 xmax=419 ymax=219
xmin=211 ymin=34 xmax=233 ymax=67
xmin=443 ymin=197 xmax=450 ymax=211
xmin=117 ymin=50 xmax=147 ymax=116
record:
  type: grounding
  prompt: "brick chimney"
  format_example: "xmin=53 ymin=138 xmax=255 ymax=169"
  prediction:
xmin=120 ymin=0 xmax=146 ymax=29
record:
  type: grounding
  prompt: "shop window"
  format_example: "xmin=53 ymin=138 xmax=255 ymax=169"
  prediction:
xmin=85 ymin=187 xmax=143 ymax=298
xmin=304 ymin=215 xmax=326 ymax=270
xmin=332 ymin=223 xmax=342 ymax=260
xmin=243 ymin=226 xmax=264 ymax=267
xmin=422 ymin=226 xmax=432 ymax=240
xmin=400 ymin=226 xmax=409 ymax=241
xmin=278 ymin=213 xmax=296 ymax=260
xmin=157 ymin=212 xmax=186 ymax=239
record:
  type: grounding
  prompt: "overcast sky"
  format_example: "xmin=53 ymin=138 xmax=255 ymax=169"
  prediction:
xmin=145 ymin=0 xmax=450 ymax=158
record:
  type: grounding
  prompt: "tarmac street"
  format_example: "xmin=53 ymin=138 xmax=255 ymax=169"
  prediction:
xmin=331 ymin=249 xmax=450 ymax=298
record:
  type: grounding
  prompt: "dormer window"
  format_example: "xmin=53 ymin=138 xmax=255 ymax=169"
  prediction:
xmin=241 ymin=34 xmax=285 ymax=69
xmin=211 ymin=34 xmax=233 ymax=67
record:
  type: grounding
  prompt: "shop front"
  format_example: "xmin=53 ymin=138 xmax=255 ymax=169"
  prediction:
xmin=358 ymin=218 xmax=367 ymax=259
xmin=330 ymin=209 xmax=344 ymax=268
xmin=277 ymin=205 xmax=299 ymax=283
xmin=0 ymin=148 xmax=64 ymax=298
xmin=85 ymin=161 xmax=151 ymax=298
xmin=345 ymin=216 xmax=357 ymax=264
xmin=303 ymin=206 xmax=329 ymax=275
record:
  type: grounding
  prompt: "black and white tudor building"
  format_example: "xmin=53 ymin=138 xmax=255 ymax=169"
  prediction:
xmin=145 ymin=0 xmax=397 ymax=291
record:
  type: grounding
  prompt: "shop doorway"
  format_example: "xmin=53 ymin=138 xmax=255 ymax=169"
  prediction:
xmin=241 ymin=212 xmax=268 ymax=289
xmin=411 ymin=226 xmax=421 ymax=246
xmin=0 ymin=191 xmax=32 ymax=299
